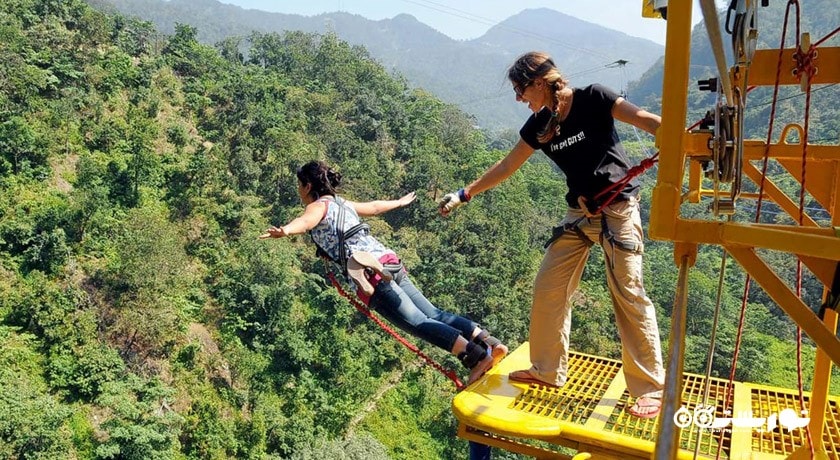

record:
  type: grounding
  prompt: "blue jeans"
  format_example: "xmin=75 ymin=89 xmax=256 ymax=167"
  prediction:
xmin=369 ymin=267 xmax=478 ymax=351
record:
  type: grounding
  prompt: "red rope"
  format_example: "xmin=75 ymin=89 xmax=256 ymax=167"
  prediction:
xmin=326 ymin=271 xmax=465 ymax=391
xmin=590 ymin=153 xmax=659 ymax=215
xmin=589 ymin=86 xmax=759 ymax=217
xmin=814 ymin=26 xmax=840 ymax=47
xmin=716 ymin=2 xmax=802 ymax=458
xmin=793 ymin=21 xmax=816 ymax=457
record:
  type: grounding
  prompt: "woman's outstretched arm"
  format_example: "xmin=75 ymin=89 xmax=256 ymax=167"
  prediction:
xmin=259 ymin=200 xmax=328 ymax=239
xmin=350 ymin=191 xmax=416 ymax=217
xmin=439 ymin=139 xmax=534 ymax=216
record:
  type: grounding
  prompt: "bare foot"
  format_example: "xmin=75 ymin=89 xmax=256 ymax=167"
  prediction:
xmin=488 ymin=343 xmax=508 ymax=367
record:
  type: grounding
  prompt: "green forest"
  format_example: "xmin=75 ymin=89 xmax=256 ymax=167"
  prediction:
xmin=1 ymin=0 xmax=837 ymax=459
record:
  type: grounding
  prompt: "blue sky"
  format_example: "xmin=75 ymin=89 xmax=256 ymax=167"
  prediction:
xmin=216 ymin=0 xmax=707 ymax=45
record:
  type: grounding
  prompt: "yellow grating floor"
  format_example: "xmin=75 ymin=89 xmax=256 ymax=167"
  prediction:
xmin=454 ymin=343 xmax=840 ymax=459
xmin=603 ymin=373 xmax=732 ymax=458
xmin=827 ymin=399 xmax=840 ymax=458
xmin=748 ymin=386 xmax=840 ymax=458
xmin=510 ymin=353 xmax=621 ymax=424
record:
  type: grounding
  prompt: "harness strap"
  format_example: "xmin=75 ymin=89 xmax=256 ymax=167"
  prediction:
xmin=600 ymin=216 xmax=644 ymax=254
xmin=336 ymin=196 xmax=348 ymax=274
xmin=543 ymin=214 xmax=643 ymax=256
xmin=458 ymin=342 xmax=487 ymax=369
xmin=546 ymin=153 xmax=658 ymax=249
xmin=344 ymin=222 xmax=370 ymax=240
xmin=544 ymin=216 xmax=593 ymax=249
xmin=309 ymin=196 xmax=370 ymax=275
xmin=582 ymin=153 xmax=660 ymax=218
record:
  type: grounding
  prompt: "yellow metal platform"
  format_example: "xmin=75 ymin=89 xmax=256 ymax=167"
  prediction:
xmin=453 ymin=343 xmax=840 ymax=459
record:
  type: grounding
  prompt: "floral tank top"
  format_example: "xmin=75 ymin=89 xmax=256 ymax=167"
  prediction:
xmin=309 ymin=196 xmax=393 ymax=262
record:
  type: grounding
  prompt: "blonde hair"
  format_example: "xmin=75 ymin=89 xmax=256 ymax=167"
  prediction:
xmin=507 ymin=51 xmax=569 ymax=143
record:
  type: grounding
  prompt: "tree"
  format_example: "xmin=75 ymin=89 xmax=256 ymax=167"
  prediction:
xmin=0 ymin=116 xmax=48 ymax=176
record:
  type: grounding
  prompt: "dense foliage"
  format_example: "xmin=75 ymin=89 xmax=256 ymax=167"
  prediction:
xmin=89 ymin=0 xmax=665 ymax=134
xmin=1 ymin=1 xmax=836 ymax=459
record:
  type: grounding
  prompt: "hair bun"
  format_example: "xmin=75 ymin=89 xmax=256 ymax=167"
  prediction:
xmin=327 ymin=170 xmax=342 ymax=187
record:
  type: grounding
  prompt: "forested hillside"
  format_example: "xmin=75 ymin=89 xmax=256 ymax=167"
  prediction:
xmin=0 ymin=1 xmax=835 ymax=459
xmin=88 ymin=0 xmax=664 ymax=133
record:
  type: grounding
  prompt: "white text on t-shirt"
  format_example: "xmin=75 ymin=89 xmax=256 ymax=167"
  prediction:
xmin=550 ymin=131 xmax=586 ymax=152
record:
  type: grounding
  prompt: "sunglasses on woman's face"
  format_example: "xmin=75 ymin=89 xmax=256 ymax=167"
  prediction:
xmin=513 ymin=81 xmax=532 ymax=97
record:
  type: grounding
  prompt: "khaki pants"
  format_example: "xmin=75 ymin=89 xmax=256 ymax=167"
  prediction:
xmin=528 ymin=196 xmax=664 ymax=398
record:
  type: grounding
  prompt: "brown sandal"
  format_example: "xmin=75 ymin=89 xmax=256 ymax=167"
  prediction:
xmin=627 ymin=397 xmax=661 ymax=419
xmin=508 ymin=369 xmax=559 ymax=388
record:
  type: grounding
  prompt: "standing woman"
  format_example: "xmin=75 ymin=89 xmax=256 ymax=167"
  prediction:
xmin=439 ymin=51 xmax=665 ymax=418
xmin=261 ymin=160 xmax=507 ymax=384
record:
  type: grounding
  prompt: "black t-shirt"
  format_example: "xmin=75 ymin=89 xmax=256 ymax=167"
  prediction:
xmin=519 ymin=84 xmax=639 ymax=208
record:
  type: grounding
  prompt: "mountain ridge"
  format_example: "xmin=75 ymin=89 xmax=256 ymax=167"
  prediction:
xmin=87 ymin=0 xmax=665 ymax=131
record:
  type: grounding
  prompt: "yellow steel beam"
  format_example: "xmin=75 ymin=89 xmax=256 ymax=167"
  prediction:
xmin=728 ymin=382 xmax=755 ymax=459
xmin=683 ymin=135 xmax=840 ymax=161
xmin=740 ymin=223 xmax=837 ymax=237
xmin=682 ymin=130 xmax=712 ymax=157
xmin=726 ymin=246 xmax=840 ymax=368
xmin=742 ymin=142 xmax=840 ymax=162
xmin=800 ymin=255 xmax=840 ymax=288
xmin=685 ymin=160 xmax=704 ymax=204
xmin=746 ymin=47 xmax=840 ymax=86
xmin=801 ymin=308 xmax=838 ymax=460
xmin=670 ymin=220 xmax=840 ymax=260
xmin=742 ymin=163 xmax=820 ymax=227
xmin=649 ymin=0 xmax=693 ymax=242
xmin=776 ymin=157 xmax=840 ymax=214
xmin=802 ymin=180 xmax=840 ymax=459
xmin=457 ymin=425 xmax=571 ymax=460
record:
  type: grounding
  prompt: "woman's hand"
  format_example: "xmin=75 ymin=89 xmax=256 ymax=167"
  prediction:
xmin=397 ymin=191 xmax=417 ymax=207
xmin=258 ymin=226 xmax=288 ymax=239
xmin=438 ymin=190 xmax=465 ymax=217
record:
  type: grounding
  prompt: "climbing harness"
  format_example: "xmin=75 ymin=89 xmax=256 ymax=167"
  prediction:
xmin=582 ymin=153 xmax=659 ymax=219
xmin=310 ymin=196 xmax=390 ymax=296
xmin=310 ymin=196 xmax=370 ymax=273
xmin=312 ymin=196 xmax=466 ymax=390
xmin=543 ymin=154 xmax=657 ymax=258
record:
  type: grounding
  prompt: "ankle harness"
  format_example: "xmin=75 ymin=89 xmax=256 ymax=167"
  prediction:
xmin=458 ymin=341 xmax=488 ymax=369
